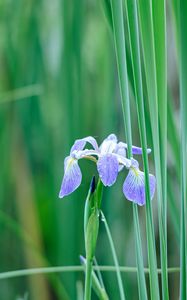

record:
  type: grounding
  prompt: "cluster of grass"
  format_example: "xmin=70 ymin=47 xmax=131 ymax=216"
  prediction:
xmin=0 ymin=0 xmax=186 ymax=299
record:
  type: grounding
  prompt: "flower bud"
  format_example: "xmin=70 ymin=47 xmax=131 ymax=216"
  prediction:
xmin=85 ymin=209 xmax=99 ymax=261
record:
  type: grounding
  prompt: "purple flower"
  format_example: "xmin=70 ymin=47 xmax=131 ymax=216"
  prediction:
xmin=59 ymin=134 xmax=156 ymax=206
xmin=123 ymin=159 xmax=156 ymax=206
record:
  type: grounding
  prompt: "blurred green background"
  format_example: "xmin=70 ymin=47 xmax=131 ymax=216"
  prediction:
xmin=0 ymin=0 xmax=180 ymax=299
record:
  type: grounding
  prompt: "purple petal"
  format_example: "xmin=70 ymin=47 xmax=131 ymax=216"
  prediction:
xmin=97 ymin=154 xmax=119 ymax=186
xmin=118 ymin=142 xmax=151 ymax=155
xmin=131 ymin=158 xmax=139 ymax=168
xmin=105 ymin=134 xmax=117 ymax=142
xmin=70 ymin=136 xmax=98 ymax=153
xmin=99 ymin=134 xmax=117 ymax=154
xmin=59 ymin=156 xmax=82 ymax=198
xmin=116 ymin=155 xmax=132 ymax=171
xmin=149 ymin=174 xmax=156 ymax=198
xmin=115 ymin=142 xmax=126 ymax=157
xmin=123 ymin=168 xmax=156 ymax=206
xmin=132 ymin=146 xmax=151 ymax=155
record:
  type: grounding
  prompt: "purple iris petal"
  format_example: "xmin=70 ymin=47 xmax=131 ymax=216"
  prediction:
xmin=149 ymin=174 xmax=156 ymax=198
xmin=97 ymin=154 xmax=119 ymax=186
xmin=116 ymin=155 xmax=132 ymax=172
xmin=123 ymin=168 xmax=156 ymax=206
xmin=99 ymin=134 xmax=117 ymax=154
xmin=70 ymin=136 xmax=98 ymax=153
xmin=59 ymin=156 xmax=82 ymax=198
xmin=118 ymin=142 xmax=151 ymax=155
xmin=105 ymin=134 xmax=117 ymax=142
xmin=132 ymin=146 xmax=151 ymax=155
xmin=131 ymin=158 xmax=139 ymax=168
xmin=115 ymin=142 xmax=126 ymax=157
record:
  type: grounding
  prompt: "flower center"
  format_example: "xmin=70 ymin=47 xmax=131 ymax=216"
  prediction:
xmin=131 ymin=167 xmax=140 ymax=177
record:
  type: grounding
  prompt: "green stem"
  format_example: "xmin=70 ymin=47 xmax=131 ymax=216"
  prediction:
xmin=84 ymin=179 xmax=103 ymax=299
xmin=84 ymin=259 xmax=92 ymax=300
xmin=101 ymin=211 xmax=125 ymax=300
xmin=81 ymin=256 xmax=108 ymax=300
xmin=0 ymin=266 xmax=180 ymax=280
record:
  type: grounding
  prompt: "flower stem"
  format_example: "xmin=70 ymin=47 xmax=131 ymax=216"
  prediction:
xmin=84 ymin=259 xmax=92 ymax=300
xmin=84 ymin=179 xmax=103 ymax=299
xmin=101 ymin=211 xmax=125 ymax=300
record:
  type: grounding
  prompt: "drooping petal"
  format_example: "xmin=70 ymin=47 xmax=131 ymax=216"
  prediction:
xmin=97 ymin=154 xmax=119 ymax=186
xmin=132 ymin=145 xmax=151 ymax=155
xmin=117 ymin=142 xmax=151 ymax=155
xmin=99 ymin=134 xmax=118 ymax=154
xmin=130 ymin=158 xmax=139 ymax=168
xmin=70 ymin=136 xmax=98 ymax=153
xmin=123 ymin=168 xmax=156 ymax=206
xmin=59 ymin=156 xmax=82 ymax=198
xmin=71 ymin=149 xmax=99 ymax=160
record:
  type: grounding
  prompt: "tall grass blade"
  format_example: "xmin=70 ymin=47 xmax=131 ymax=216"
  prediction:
xmin=179 ymin=0 xmax=187 ymax=298
xmin=125 ymin=0 xmax=160 ymax=298
xmin=110 ymin=1 xmax=149 ymax=299
xmin=152 ymin=0 xmax=169 ymax=298
xmin=138 ymin=0 xmax=169 ymax=298
xmin=110 ymin=0 xmax=132 ymax=147
xmin=152 ymin=0 xmax=167 ymax=235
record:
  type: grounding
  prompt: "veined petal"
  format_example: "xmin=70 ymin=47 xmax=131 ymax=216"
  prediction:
xmin=97 ymin=154 xmax=119 ymax=186
xmin=99 ymin=134 xmax=118 ymax=154
xmin=123 ymin=168 xmax=156 ymax=206
xmin=70 ymin=136 xmax=98 ymax=153
xmin=59 ymin=156 xmax=82 ymax=198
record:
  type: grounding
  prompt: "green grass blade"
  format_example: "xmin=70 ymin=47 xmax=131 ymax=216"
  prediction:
xmin=124 ymin=3 xmax=148 ymax=299
xmin=167 ymin=93 xmax=180 ymax=243
xmin=125 ymin=0 xmax=160 ymax=299
xmin=152 ymin=0 xmax=169 ymax=298
xmin=110 ymin=1 xmax=161 ymax=299
xmin=110 ymin=0 xmax=132 ymax=150
xmin=0 ymin=265 xmax=180 ymax=280
xmin=132 ymin=206 xmax=148 ymax=300
xmin=179 ymin=1 xmax=187 ymax=298
xmin=138 ymin=0 xmax=169 ymax=298
xmin=152 ymin=0 xmax=167 ymax=233
xmin=167 ymin=93 xmax=180 ymax=179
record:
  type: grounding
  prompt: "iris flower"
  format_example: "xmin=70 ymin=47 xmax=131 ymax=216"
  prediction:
xmin=59 ymin=134 xmax=156 ymax=206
